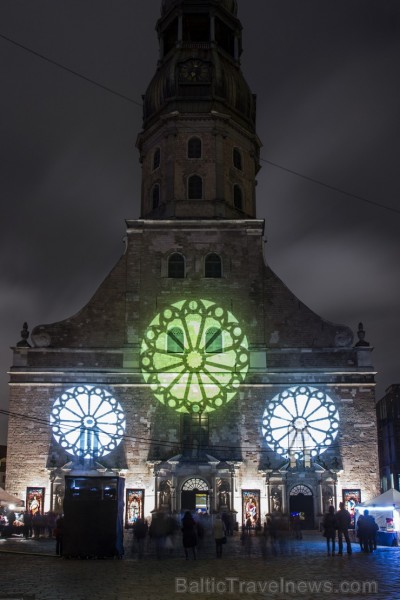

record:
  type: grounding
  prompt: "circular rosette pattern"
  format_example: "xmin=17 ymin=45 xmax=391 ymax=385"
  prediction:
xmin=262 ymin=386 xmax=339 ymax=458
xmin=50 ymin=385 xmax=126 ymax=459
xmin=140 ymin=299 xmax=249 ymax=413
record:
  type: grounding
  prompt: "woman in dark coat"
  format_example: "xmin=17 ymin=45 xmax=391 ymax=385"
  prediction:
xmin=323 ymin=505 xmax=337 ymax=556
xmin=181 ymin=511 xmax=197 ymax=560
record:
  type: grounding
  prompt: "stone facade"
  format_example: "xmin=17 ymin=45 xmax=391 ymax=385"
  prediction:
xmin=6 ymin=0 xmax=379 ymax=528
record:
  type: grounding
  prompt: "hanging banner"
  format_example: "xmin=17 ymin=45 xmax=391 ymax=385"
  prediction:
xmin=126 ymin=489 xmax=145 ymax=527
xmin=342 ymin=489 xmax=361 ymax=528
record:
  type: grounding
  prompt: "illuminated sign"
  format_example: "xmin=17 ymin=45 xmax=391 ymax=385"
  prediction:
xmin=141 ymin=299 xmax=249 ymax=413
xmin=262 ymin=386 xmax=339 ymax=458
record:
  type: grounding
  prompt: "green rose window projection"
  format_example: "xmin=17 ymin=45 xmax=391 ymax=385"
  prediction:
xmin=262 ymin=385 xmax=339 ymax=459
xmin=140 ymin=299 xmax=249 ymax=413
xmin=50 ymin=385 xmax=126 ymax=459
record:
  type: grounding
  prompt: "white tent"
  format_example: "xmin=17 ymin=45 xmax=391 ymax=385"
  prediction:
xmin=361 ymin=489 xmax=400 ymax=510
xmin=0 ymin=487 xmax=24 ymax=507
xmin=356 ymin=489 xmax=400 ymax=544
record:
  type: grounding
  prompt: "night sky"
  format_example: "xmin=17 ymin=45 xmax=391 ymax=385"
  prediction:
xmin=1 ymin=0 xmax=399 ymax=445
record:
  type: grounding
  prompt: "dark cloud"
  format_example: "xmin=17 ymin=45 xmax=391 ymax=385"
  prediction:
xmin=1 ymin=0 xmax=399 ymax=443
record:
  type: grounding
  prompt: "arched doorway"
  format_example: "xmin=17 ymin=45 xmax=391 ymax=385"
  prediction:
xmin=181 ymin=478 xmax=209 ymax=513
xmin=289 ymin=484 xmax=314 ymax=529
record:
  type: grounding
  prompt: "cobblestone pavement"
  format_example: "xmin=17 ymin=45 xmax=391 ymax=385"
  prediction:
xmin=0 ymin=531 xmax=399 ymax=600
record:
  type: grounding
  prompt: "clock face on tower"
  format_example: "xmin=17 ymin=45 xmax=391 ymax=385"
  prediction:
xmin=179 ymin=59 xmax=211 ymax=83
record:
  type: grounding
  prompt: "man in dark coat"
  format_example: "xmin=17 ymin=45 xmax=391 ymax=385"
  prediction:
xmin=357 ymin=509 xmax=378 ymax=553
xmin=336 ymin=502 xmax=352 ymax=555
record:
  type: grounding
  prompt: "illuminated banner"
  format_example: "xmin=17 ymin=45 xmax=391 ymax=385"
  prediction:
xmin=26 ymin=487 xmax=45 ymax=515
xmin=342 ymin=489 xmax=361 ymax=528
xmin=126 ymin=489 xmax=145 ymax=527
xmin=242 ymin=490 xmax=260 ymax=528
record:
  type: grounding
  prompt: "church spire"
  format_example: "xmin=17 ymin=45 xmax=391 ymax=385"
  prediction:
xmin=136 ymin=0 xmax=261 ymax=220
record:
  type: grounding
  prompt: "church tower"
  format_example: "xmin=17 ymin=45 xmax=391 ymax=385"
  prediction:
xmin=6 ymin=0 xmax=379 ymax=533
xmin=138 ymin=0 xmax=260 ymax=220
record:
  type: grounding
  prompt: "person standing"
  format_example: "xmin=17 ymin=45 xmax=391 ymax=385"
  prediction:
xmin=213 ymin=514 xmax=226 ymax=558
xmin=323 ymin=505 xmax=337 ymax=556
xmin=181 ymin=511 xmax=197 ymax=560
xmin=133 ymin=517 xmax=148 ymax=559
xmin=54 ymin=515 xmax=64 ymax=556
xmin=359 ymin=510 xmax=378 ymax=553
xmin=23 ymin=511 xmax=32 ymax=539
xmin=336 ymin=502 xmax=352 ymax=555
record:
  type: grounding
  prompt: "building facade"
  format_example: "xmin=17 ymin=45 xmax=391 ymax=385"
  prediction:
xmin=0 ymin=446 xmax=6 ymax=489
xmin=377 ymin=384 xmax=400 ymax=493
xmin=6 ymin=0 xmax=379 ymax=528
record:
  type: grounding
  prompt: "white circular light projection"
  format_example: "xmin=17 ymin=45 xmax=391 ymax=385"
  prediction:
xmin=50 ymin=385 xmax=126 ymax=459
xmin=262 ymin=386 xmax=339 ymax=458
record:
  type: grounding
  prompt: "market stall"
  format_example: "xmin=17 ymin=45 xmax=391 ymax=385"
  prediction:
xmin=0 ymin=487 xmax=25 ymax=537
xmin=356 ymin=489 xmax=400 ymax=547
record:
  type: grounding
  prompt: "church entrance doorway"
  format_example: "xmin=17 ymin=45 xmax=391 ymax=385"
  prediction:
xmin=289 ymin=484 xmax=314 ymax=529
xmin=180 ymin=478 xmax=209 ymax=514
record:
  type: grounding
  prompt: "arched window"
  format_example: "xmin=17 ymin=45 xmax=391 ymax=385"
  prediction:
xmin=167 ymin=327 xmax=184 ymax=353
xmin=152 ymin=184 xmax=160 ymax=209
xmin=188 ymin=175 xmax=203 ymax=199
xmin=168 ymin=253 xmax=185 ymax=278
xmin=181 ymin=415 xmax=209 ymax=457
xmin=205 ymin=253 xmax=222 ymax=278
xmin=233 ymin=147 xmax=242 ymax=170
xmin=234 ymin=184 xmax=243 ymax=210
xmin=205 ymin=327 xmax=223 ymax=353
xmin=153 ymin=148 xmax=161 ymax=170
xmin=188 ymin=137 xmax=202 ymax=159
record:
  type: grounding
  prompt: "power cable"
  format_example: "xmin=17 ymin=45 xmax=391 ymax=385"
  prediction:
xmin=0 ymin=406 xmax=375 ymax=454
xmin=0 ymin=32 xmax=142 ymax=108
xmin=1 ymin=30 xmax=398 ymax=217
xmin=262 ymin=158 xmax=400 ymax=216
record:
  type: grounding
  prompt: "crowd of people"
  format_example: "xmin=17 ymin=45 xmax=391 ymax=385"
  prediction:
xmin=322 ymin=502 xmax=379 ymax=556
xmin=130 ymin=510 xmax=234 ymax=560
xmin=0 ymin=503 xmax=384 ymax=560
xmin=0 ymin=507 xmax=59 ymax=539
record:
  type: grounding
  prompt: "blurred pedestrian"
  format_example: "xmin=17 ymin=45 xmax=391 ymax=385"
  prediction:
xmin=336 ymin=502 xmax=352 ymax=555
xmin=181 ymin=511 xmax=197 ymax=560
xmin=54 ymin=515 xmax=64 ymax=556
xmin=213 ymin=514 xmax=226 ymax=558
xmin=23 ymin=511 xmax=32 ymax=539
xmin=323 ymin=505 xmax=337 ymax=556
xmin=133 ymin=517 xmax=148 ymax=559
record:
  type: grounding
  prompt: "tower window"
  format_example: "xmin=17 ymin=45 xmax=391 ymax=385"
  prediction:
xmin=152 ymin=184 xmax=160 ymax=209
xmin=188 ymin=137 xmax=202 ymax=159
xmin=205 ymin=327 xmax=223 ymax=353
xmin=233 ymin=148 xmax=242 ymax=170
xmin=163 ymin=18 xmax=178 ymax=56
xmin=153 ymin=148 xmax=161 ymax=170
xmin=234 ymin=184 xmax=243 ymax=210
xmin=181 ymin=413 xmax=209 ymax=457
xmin=215 ymin=17 xmax=235 ymax=57
xmin=168 ymin=327 xmax=184 ymax=353
xmin=188 ymin=175 xmax=203 ymax=200
xmin=168 ymin=253 xmax=185 ymax=278
xmin=183 ymin=14 xmax=210 ymax=42
xmin=205 ymin=253 xmax=222 ymax=278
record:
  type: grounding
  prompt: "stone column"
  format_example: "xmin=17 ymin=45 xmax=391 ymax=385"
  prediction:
xmin=265 ymin=476 xmax=271 ymax=515
xmin=318 ymin=478 xmax=324 ymax=515
xmin=281 ymin=482 xmax=287 ymax=514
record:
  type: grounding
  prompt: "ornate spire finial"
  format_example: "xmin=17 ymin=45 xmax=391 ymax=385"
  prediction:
xmin=355 ymin=322 xmax=370 ymax=347
xmin=16 ymin=322 xmax=31 ymax=347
